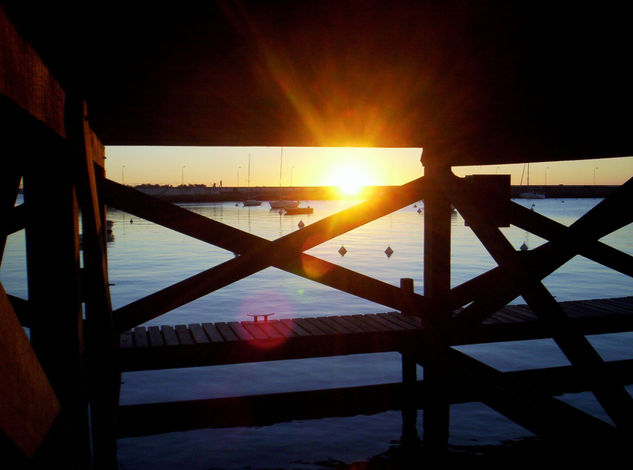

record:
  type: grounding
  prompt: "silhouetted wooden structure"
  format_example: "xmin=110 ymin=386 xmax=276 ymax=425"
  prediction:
xmin=1 ymin=2 xmax=632 ymax=468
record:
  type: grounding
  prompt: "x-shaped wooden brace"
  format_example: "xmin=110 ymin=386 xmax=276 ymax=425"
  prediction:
xmin=441 ymin=172 xmax=633 ymax=433
xmin=104 ymin=177 xmax=433 ymax=332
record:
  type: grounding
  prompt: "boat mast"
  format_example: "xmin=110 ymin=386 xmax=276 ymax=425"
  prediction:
xmin=279 ymin=147 xmax=283 ymax=200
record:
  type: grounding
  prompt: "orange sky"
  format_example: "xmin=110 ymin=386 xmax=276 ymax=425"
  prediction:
xmin=105 ymin=146 xmax=633 ymax=189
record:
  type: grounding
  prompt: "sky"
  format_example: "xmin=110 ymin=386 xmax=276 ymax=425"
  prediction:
xmin=105 ymin=146 xmax=633 ymax=190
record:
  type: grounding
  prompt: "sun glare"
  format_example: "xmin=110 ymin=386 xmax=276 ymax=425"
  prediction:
xmin=328 ymin=164 xmax=372 ymax=196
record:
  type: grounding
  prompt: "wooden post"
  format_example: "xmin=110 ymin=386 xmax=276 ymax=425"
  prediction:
xmin=66 ymin=97 xmax=118 ymax=469
xmin=400 ymin=278 xmax=420 ymax=446
xmin=422 ymin=162 xmax=452 ymax=450
xmin=24 ymin=146 xmax=90 ymax=468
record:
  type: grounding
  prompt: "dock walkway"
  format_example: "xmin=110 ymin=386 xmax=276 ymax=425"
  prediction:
xmin=119 ymin=296 xmax=633 ymax=372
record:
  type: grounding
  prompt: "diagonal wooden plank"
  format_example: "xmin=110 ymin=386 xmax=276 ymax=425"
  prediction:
xmin=434 ymin=347 xmax=620 ymax=446
xmin=111 ymin=178 xmax=430 ymax=331
xmin=1 ymin=283 xmax=60 ymax=458
xmin=508 ymin=201 xmax=633 ymax=278
xmin=446 ymin=173 xmax=633 ymax=430
xmin=449 ymin=175 xmax=633 ymax=322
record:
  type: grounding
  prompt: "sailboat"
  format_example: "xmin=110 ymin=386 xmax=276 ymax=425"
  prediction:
xmin=269 ymin=148 xmax=299 ymax=209
xmin=518 ymin=163 xmax=546 ymax=199
xmin=243 ymin=153 xmax=262 ymax=206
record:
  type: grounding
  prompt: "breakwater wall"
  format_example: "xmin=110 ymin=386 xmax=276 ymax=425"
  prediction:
xmin=129 ymin=184 xmax=618 ymax=202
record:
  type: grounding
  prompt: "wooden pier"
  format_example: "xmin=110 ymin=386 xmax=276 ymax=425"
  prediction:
xmin=2 ymin=3 xmax=633 ymax=468
xmin=119 ymin=297 xmax=633 ymax=371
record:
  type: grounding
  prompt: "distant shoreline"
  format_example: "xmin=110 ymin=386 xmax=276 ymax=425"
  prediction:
xmin=124 ymin=184 xmax=618 ymax=203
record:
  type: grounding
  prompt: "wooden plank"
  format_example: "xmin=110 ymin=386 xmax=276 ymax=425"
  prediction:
xmin=602 ymin=298 xmax=633 ymax=315
xmin=108 ymin=177 xmax=430 ymax=332
xmin=147 ymin=326 xmax=164 ymax=347
xmin=508 ymin=200 xmax=633 ymax=278
xmin=268 ymin=319 xmax=299 ymax=337
xmin=304 ymin=317 xmax=341 ymax=335
xmin=280 ymin=318 xmax=313 ymax=337
xmin=227 ymin=322 xmax=255 ymax=341
xmin=502 ymin=305 xmax=537 ymax=321
xmin=161 ymin=325 xmax=179 ymax=346
xmin=241 ymin=322 xmax=269 ymax=340
xmin=339 ymin=315 xmax=382 ymax=333
xmin=119 ymin=330 xmax=133 ymax=349
xmin=378 ymin=313 xmax=419 ymax=330
xmin=450 ymin=174 xmax=633 ymax=431
xmin=352 ymin=314 xmax=398 ymax=332
xmin=0 ymin=6 xmax=66 ymax=137
xmin=249 ymin=321 xmax=286 ymax=340
xmin=214 ymin=322 xmax=240 ymax=342
xmin=293 ymin=318 xmax=328 ymax=336
xmin=189 ymin=324 xmax=209 ymax=344
xmin=202 ymin=322 xmax=225 ymax=343
xmin=391 ymin=312 xmax=425 ymax=328
xmin=318 ymin=316 xmax=355 ymax=334
xmin=366 ymin=314 xmax=409 ymax=331
xmin=0 ymin=283 xmax=60 ymax=457
xmin=175 ymin=325 xmax=194 ymax=345
xmin=133 ymin=327 xmax=149 ymax=348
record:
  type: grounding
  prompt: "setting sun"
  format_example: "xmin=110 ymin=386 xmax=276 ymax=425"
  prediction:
xmin=327 ymin=164 xmax=373 ymax=196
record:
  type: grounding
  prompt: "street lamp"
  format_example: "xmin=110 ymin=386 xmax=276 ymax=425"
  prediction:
xmin=237 ymin=165 xmax=241 ymax=187
xmin=593 ymin=167 xmax=598 ymax=185
xmin=545 ymin=166 xmax=549 ymax=185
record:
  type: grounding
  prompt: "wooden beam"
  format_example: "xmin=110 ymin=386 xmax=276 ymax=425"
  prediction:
xmin=451 ymin=176 xmax=633 ymax=327
xmin=23 ymin=137 xmax=90 ymax=467
xmin=446 ymin=173 xmax=633 ymax=431
xmin=421 ymin=163 xmax=452 ymax=450
xmin=108 ymin=178 xmax=431 ymax=331
xmin=0 ymin=5 xmax=66 ymax=138
xmin=0 ymin=283 xmax=60 ymax=458
xmin=116 ymin=359 xmax=633 ymax=438
xmin=508 ymin=200 xmax=633 ymax=278
xmin=66 ymin=96 xmax=117 ymax=469
xmin=435 ymin=348 xmax=621 ymax=447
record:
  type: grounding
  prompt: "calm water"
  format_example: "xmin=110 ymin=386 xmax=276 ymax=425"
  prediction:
xmin=2 ymin=196 xmax=632 ymax=468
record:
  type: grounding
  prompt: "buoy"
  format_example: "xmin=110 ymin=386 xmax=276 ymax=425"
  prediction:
xmin=385 ymin=246 xmax=394 ymax=258
xmin=338 ymin=246 xmax=347 ymax=256
xmin=298 ymin=220 xmax=305 ymax=229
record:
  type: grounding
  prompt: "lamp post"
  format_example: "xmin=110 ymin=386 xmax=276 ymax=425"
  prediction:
xmin=545 ymin=166 xmax=549 ymax=185
xmin=593 ymin=167 xmax=598 ymax=185
xmin=237 ymin=165 xmax=241 ymax=187
xmin=181 ymin=165 xmax=186 ymax=186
